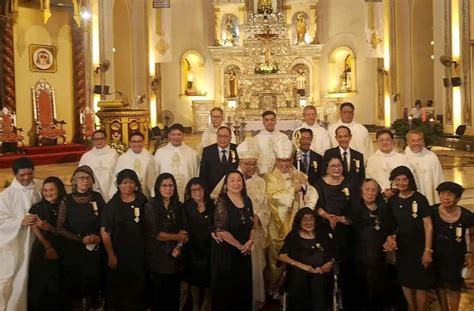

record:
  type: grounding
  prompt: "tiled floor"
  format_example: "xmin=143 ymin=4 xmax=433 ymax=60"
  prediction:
xmin=1 ymin=135 xmax=474 ymax=309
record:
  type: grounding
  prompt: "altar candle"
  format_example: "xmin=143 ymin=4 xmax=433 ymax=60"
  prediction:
xmin=412 ymin=201 xmax=418 ymax=213
xmin=456 ymin=226 xmax=462 ymax=239
xmin=134 ymin=206 xmax=140 ymax=217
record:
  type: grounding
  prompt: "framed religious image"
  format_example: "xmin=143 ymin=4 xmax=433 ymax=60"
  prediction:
xmin=29 ymin=44 xmax=57 ymax=73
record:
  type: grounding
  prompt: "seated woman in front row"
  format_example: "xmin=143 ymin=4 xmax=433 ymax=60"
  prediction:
xmin=278 ymin=207 xmax=334 ymax=311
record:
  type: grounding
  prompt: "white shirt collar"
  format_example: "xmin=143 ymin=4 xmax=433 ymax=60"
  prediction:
xmin=338 ymin=146 xmax=350 ymax=155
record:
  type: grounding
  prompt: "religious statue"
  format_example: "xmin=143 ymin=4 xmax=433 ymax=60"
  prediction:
xmin=296 ymin=69 xmax=306 ymax=96
xmin=283 ymin=88 xmax=293 ymax=108
xmin=339 ymin=63 xmax=352 ymax=92
xmin=258 ymin=0 xmax=272 ymax=14
xmin=296 ymin=13 xmax=307 ymax=45
xmin=224 ymin=15 xmax=238 ymax=46
xmin=242 ymin=88 xmax=252 ymax=108
xmin=225 ymin=69 xmax=238 ymax=98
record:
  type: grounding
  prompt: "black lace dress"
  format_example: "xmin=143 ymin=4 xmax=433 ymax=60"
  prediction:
xmin=386 ymin=192 xmax=435 ymax=290
xmin=56 ymin=191 xmax=105 ymax=307
xmin=432 ymin=204 xmax=474 ymax=291
xmin=101 ymin=192 xmax=148 ymax=310
xmin=211 ymin=193 xmax=254 ymax=311
xmin=28 ymin=200 xmax=62 ymax=311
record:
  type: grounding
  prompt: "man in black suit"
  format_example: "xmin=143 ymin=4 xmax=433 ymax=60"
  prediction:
xmin=199 ymin=126 xmax=239 ymax=193
xmin=323 ymin=125 xmax=365 ymax=187
xmin=293 ymin=128 xmax=323 ymax=187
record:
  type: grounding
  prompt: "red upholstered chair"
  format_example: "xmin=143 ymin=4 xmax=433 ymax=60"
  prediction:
xmin=31 ymin=79 xmax=66 ymax=145
xmin=80 ymin=106 xmax=96 ymax=141
xmin=0 ymin=107 xmax=24 ymax=154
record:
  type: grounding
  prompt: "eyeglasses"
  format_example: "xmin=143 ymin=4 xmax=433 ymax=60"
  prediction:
xmin=191 ymin=187 xmax=204 ymax=192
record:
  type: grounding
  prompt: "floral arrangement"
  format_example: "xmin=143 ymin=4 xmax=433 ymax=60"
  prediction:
xmin=254 ymin=62 xmax=279 ymax=74
xmin=392 ymin=118 xmax=443 ymax=147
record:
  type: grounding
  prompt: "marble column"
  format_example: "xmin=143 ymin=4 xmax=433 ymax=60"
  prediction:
xmin=0 ymin=15 xmax=15 ymax=111
xmin=72 ymin=23 xmax=88 ymax=142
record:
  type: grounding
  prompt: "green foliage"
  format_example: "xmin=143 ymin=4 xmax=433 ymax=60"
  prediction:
xmin=392 ymin=118 xmax=444 ymax=147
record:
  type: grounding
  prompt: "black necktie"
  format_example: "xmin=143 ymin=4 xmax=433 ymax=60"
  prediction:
xmin=221 ymin=150 xmax=228 ymax=164
xmin=302 ymin=153 xmax=309 ymax=174
xmin=342 ymin=151 xmax=349 ymax=173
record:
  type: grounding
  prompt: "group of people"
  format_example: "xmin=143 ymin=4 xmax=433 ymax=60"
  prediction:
xmin=0 ymin=102 xmax=472 ymax=311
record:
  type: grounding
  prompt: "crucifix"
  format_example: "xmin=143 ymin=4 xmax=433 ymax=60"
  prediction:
xmin=256 ymin=27 xmax=277 ymax=65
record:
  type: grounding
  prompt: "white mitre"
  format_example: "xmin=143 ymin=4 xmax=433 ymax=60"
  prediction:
xmin=272 ymin=137 xmax=294 ymax=159
xmin=237 ymin=137 xmax=260 ymax=159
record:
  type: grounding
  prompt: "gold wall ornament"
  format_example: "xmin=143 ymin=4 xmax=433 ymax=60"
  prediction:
xmin=40 ymin=0 xmax=51 ymax=24
xmin=369 ymin=32 xmax=382 ymax=49
xmin=72 ymin=0 xmax=83 ymax=27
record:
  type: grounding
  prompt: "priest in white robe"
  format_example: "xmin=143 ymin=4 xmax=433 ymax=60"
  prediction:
xmin=112 ymin=132 xmax=156 ymax=198
xmin=0 ymin=157 xmax=42 ymax=310
xmin=264 ymin=138 xmax=318 ymax=298
xmin=154 ymin=123 xmax=199 ymax=201
xmin=237 ymin=138 xmax=270 ymax=308
xmin=200 ymin=107 xmax=236 ymax=149
xmin=328 ymin=102 xmax=373 ymax=159
xmin=293 ymin=105 xmax=331 ymax=155
xmin=78 ymin=130 xmax=118 ymax=202
xmin=254 ymin=111 xmax=290 ymax=175
xmin=366 ymin=129 xmax=416 ymax=197
xmin=404 ymin=129 xmax=444 ymax=205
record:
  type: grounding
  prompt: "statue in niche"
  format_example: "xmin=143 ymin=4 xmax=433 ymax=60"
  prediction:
xmin=296 ymin=68 xmax=307 ymax=96
xmin=257 ymin=0 xmax=272 ymax=14
xmin=283 ymin=88 xmax=293 ymax=107
xmin=337 ymin=56 xmax=353 ymax=93
xmin=224 ymin=15 xmax=238 ymax=46
xmin=224 ymin=67 xmax=240 ymax=98
xmin=296 ymin=13 xmax=307 ymax=45
xmin=242 ymin=88 xmax=252 ymax=108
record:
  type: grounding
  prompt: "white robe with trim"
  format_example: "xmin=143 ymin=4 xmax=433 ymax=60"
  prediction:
xmin=113 ymin=148 xmax=156 ymax=198
xmin=245 ymin=173 xmax=270 ymax=305
xmin=366 ymin=149 xmax=415 ymax=191
xmin=154 ymin=142 xmax=199 ymax=201
xmin=0 ymin=178 xmax=42 ymax=311
xmin=79 ymin=145 xmax=118 ymax=202
xmin=404 ymin=147 xmax=444 ymax=205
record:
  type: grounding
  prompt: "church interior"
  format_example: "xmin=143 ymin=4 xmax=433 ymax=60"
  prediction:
xmin=2 ymin=0 xmax=474 ymax=309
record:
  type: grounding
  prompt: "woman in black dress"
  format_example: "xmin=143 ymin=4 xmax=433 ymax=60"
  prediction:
xmin=211 ymin=170 xmax=256 ymax=311
xmin=100 ymin=169 xmax=148 ymax=310
xmin=278 ymin=207 xmax=334 ymax=311
xmin=352 ymin=179 xmax=389 ymax=310
xmin=384 ymin=166 xmax=434 ymax=311
xmin=143 ymin=173 xmax=187 ymax=311
xmin=28 ymin=176 xmax=66 ymax=311
xmin=57 ymin=165 xmax=106 ymax=310
xmin=432 ymin=181 xmax=474 ymax=311
xmin=182 ymin=178 xmax=213 ymax=311
xmin=314 ymin=155 xmax=357 ymax=309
